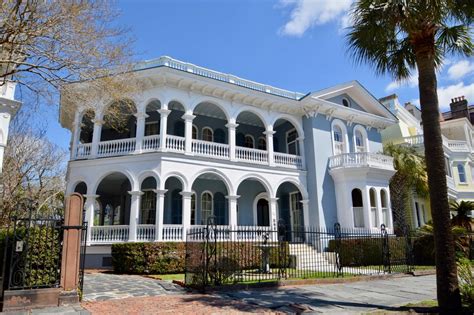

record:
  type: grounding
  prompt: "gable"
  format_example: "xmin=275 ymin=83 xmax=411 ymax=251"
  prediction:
xmin=326 ymin=93 xmax=366 ymax=112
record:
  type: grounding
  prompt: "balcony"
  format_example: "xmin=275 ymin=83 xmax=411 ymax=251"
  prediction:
xmin=329 ymin=152 xmax=395 ymax=171
xmin=402 ymin=135 xmax=471 ymax=153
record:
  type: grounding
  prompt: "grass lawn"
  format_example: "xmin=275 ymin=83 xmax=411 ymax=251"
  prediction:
xmin=148 ymin=274 xmax=185 ymax=281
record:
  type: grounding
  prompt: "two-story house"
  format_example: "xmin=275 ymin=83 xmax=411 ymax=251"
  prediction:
xmin=381 ymin=94 xmax=474 ymax=228
xmin=60 ymin=57 xmax=397 ymax=268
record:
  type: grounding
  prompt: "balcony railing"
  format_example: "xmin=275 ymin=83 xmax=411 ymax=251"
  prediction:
xmin=137 ymin=224 xmax=155 ymax=241
xmin=192 ymin=139 xmax=229 ymax=159
xmin=90 ymin=225 xmax=129 ymax=243
xmin=162 ymin=224 xmax=183 ymax=241
xmin=402 ymin=135 xmax=471 ymax=152
xmin=98 ymin=138 xmax=136 ymax=157
xmin=236 ymin=146 xmax=268 ymax=164
xmin=166 ymin=135 xmax=185 ymax=153
xmin=274 ymin=152 xmax=303 ymax=169
xmin=76 ymin=143 xmax=91 ymax=159
xmin=142 ymin=135 xmax=161 ymax=152
xmin=329 ymin=152 xmax=394 ymax=171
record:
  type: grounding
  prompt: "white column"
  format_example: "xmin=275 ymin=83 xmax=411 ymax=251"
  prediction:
xmin=300 ymin=199 xmax=309 ymax=228
xmin=226 ymin=195 xmax=240 ymax=227
xmin=264 ymin=129 xmax=275 ymax=166
xmin=182 ymin=113 xmax=195 ymax=155
xmin=128 ymin=191 xmax=144 ymax=242
xmin=153 ymin=189 xmax=167 ymax=241
xmin=90 ymin=119 xmax=103 ymax=158
xmin=297 ymin=136 xmax=306 ymax=169
xmin=71 ymin=112 xmax=81 ymax=159
xmin=269 ymin=197 xmax=279 ymax=228
xmin=386 ymin=189 xmax=394 ymax=230
xmin=375 ymin=189 xmax=383 ymax=229
xmin=362 ymin=187 xmax=371 ymax=229
xmin=158 ymin=108 xmax=171 ymax=152
xmin=226 ymin=122 xmax=238 ymax=161
xmin=181 ymin=191 xmax=193 ymax=241
xmin=83 ymin=194 xmax=99 ymax=245
xmin=134 ymin=112 xmax=149 ymax=153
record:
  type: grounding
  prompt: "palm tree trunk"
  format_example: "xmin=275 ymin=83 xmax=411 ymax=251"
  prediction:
xmin=415 ymin=45 xmax=461 ymax=313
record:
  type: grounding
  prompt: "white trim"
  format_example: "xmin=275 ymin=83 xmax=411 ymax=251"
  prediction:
xmin=253 ymin=192 xmax=270 ymax=226
xmin=352 ymin=124 xmax=369 ymax=153
xmin=331 ymin=119 xmax=348 ymax=155
xmin=202 ymin=126 xmax=213 ymax=142
xmin=342 ymin=97 xmax=351 ymax=108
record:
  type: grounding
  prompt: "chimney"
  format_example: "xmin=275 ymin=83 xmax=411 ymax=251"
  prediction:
xmin=449 ymin=96 xmax=468 ymax=119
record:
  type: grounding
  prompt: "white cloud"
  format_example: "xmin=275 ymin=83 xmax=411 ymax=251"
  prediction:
xmin=279 ymin=0 xmax=352 ymax=37
xmin=385 ymin=73 xmax=418 ymax=92
xmin=447 ymin=60 xmax=474 ymax=81
xmin=411 ymin=82 xmax=474 ymax=111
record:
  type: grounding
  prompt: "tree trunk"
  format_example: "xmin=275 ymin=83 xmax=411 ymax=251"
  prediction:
xmin=415 ymin=45 xmax=461 ymax=313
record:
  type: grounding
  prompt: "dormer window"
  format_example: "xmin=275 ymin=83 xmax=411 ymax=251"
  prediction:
xmin=342 ymin=98 xmax=350 ymax=108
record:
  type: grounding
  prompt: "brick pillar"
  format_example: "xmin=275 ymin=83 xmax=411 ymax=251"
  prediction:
xmin=59 ymin=193 xmax=84 ymax=304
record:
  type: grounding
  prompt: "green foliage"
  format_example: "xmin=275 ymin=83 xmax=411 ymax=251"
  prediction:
xmin=450 ymin=200 xmax=474 ymax=231
xmin=111 ymin=242 xmax=186 ymax=274
xmin=457 ymin=258 xmax=474 ymax=311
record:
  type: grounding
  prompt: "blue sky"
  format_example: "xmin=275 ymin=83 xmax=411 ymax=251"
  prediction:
xmin=34 ymin=0 xmax=474 ymax=150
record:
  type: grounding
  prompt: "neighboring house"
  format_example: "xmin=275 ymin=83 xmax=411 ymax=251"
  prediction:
xmin=381 ymin=94 xmax=474 ymax=228
xmin=60 ymin=56 xmax=397 ymax=268
xmin=0 ymin=80 xmax=21 ymax=174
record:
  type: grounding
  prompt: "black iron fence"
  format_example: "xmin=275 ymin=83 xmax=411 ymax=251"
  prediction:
xmin=185 ymin=219 xmax=415 ymax=289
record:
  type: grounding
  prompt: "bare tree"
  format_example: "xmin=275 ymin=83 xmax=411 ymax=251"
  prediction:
xmin=0 ymin=109 xmax=66 ymax=225
xmin=0 ymin=0 xmax=140 ymax=125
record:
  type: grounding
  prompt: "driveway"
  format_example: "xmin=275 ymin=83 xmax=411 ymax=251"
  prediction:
xmin=80 ymin=273 xmax=437 ymax=314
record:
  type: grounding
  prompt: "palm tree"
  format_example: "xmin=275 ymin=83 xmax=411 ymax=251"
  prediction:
xmin=450 ymin=200 xmax=473 ymax=231
xmin=346 ymin=1 xmax=473 ymax=312
xmin=384 ymin=143 xmax=428 ymax=234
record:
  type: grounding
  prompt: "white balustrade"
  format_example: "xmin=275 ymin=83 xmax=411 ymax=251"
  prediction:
xmin=274 ymin=152 xmax=303 ymax=169
xmin=329 ymin=152 xmax=394 ymax=170
xmin=75 ymin=143 xmax=92 ymax=159
xmin=162 ymin=224 xmax=183 ymax=241
xmin=403 ymin=135 xmax=424 ymax=146
xmin=192 ymin=140 xmax=229 ymax=159
xmin=137 ymin=224 xmax=155 ymax=241
xmin=90 ymin=225 xmax=129 ymax=243
xmin=235 ymin=146 xmax=268 ymax=164
xmin=446 ymin=140 xmax=470 ymax=152
xmin=236 ymin=225 xmax=273 ymax=241
xmin=142 ymin=135 xmax=161 ymax=152
xmin=165 ymin=135 xmax=185 ymax=152
xmin=97 ymin=138 xmax=136 ymax=157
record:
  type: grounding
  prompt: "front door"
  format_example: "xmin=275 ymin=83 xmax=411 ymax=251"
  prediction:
xmin=257 ymin=199 xmax=270 ymax=226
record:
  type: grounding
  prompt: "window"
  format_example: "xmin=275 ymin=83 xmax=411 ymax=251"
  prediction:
xmin=333 ymin=125 xmax=345 ymax=155
xmin=191 ymin=193 xmax=196 ymax=225
xmin=458 ymin=164 xmax=466 ymax=183
xmin=380 ymin=190 xmax=389 ymax=226
xmin=244 ymin=135 xmax=254 ymax=148
xmin=290 ymin=192 xmax=304 ymax=228
xmin=286 ymin=129 xmax=299 ymax=155
xmin=351 ymin=188 xmax=364 ymax=228
xmin=415 ymin=202 xmax=421 ymax=227
xmin=202 ymin=127 xmax=213 ymax=142
xmin=201 ymin=192 xmax=213 ymax=225
xmin=369 ymin=188 xmax=377 ymax=228
xmin=145 ymin=121 xmax=159 ymax=136
xmin=342 ymin=98 xmax=350 ymax=107
xmin=258 ymin=137 xmax=267 ymax=150
xmin=445 ymin=157 xmax=452 ymax=177
xmin=140 ymin=190 xmax=156 ymax=224
xmin=192 ymin=125 xmax=198 ymax=139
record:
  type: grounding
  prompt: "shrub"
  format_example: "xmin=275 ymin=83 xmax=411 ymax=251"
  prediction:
xmin=457 ymin=257 xmax=474 ymax=311
xmin=112 ymin=242 xmax=186 ymax=274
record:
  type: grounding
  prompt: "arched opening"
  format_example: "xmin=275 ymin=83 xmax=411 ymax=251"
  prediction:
xmin=73 ymin=182 xmax=87 ymax=195
xmin=256 ymin=199 xmax=270 ymax=226
xmin=369 ymin=188 xmax=377 ymax=228
xmin=236 ymin=178 xmax=269 ymax=226
xmin=257 ymin=136 xmax=267 ymax=150
xmin=167 ymin=101 xmax=186 ymax=137
xmin=351 ymin=188 xmax=364 ymax=228
xmin=164 ymin=177 xmax=183 ymax=224
xmin=380 ymin=189 xmax=389 ymax=226
xmin=193 ymin=102 xmax=228 ymax=144
xmin=96 ymin=172 xmax=132 ymax=226
xmin=277 ymin=182 xmax=304 ymax=242
xmin=273 ymin=118 xmax=300 ymax=155
xmin=332 ymin=124 xmax=346 ymax=155
xmin=79 ymin=109 xmax=94 ymax=144
xmin=354 ymin=130 xmax=365 ymax=152
xmin=236 ymin=111 xmax=266 ymax=150
xmin=144 ymin=100 xmax=161 ymax=136
xmin=191 ymin=172 xmax=229 ymax=225
xmin=140 ymin=177 xmax=157 ymax=224
xmin=101 ymin=100 xmax=137 ymax=141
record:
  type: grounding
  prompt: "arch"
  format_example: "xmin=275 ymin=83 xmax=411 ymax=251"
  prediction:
xmin=380 ymin=188 xmax=390 ymax=227
xmin=369 ymin=187 xmax=378 ymax=227
xmin=190 ymin=168 xmax=234 ymax=196
xmin=235 ymin=109 xmax=268 ymax=130
xmin=137 ymin=170 xmax=161 ymax=188
xmin=192 ymin=124 xmax=198 ymax=139
xmin=244 ymin=134 xmax=255 ymax=148
xmin=141 ymin=176 xmax=158 ymax=191
xmin=273 ymin=117 xmax=303 ymax=155
xmin=380 ymin=189 xmax=388 ymax=208
xmin=258 ymin=136 xmax=267 ymax=150
xmin=93 ymin=169 xmax=136 ymax=194
xmin=167 ymin=99 xmax=187 ymax=112
xmin=95 ymin=172 xmax=133 ymax=226
xmin=79 ymin=109 xmax=95 ymax=144
xmin=191 ymin=99 xmax=230 ymax=122
xmin=202 ymin=127 xmax=214 ymax=142
xmin=275 ymin=177 xmax=308 ymax=200
xmin=73 ymin=181 xmax=88 ymax=195
xmin=331 ymin=119 xmax=349 ymax=155
xmin=253 ymin=192 xmax=270 ymax=227
xmin=161 ymin=172 xmax=189 ymax=191
xmin=270 ymin=114 xmax=304 ymax=138
xmin=200 ymin=190 xmax=213 ymax=225
xmin=342 ymin=97 xmax=351 ymax=108
xmin=353 ymin=124 xmax=369 ymax=153
xmin=139 ymin=93 xmax=167 ymax=112
xmin=235 ymin=174 xmax=273 ymax=197
xmin=351 ymin=188 xmax=364 ymax=228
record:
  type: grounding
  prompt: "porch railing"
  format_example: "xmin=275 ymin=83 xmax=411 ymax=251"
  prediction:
xmin=98 ymin=138 xmax=136 ymax=157
xmin=192 ymin=140 xmax=229 ymax=159
xmin=274 ymin=152 xmax=303 ymax=168
xmin=137 ymin=224 xmax=155 ymax=241
xmin=142 ymin=135 xmax=161 ymax=152
xmin=166 ymin=135 xmax=185 ymax=152
xmin=236 ymin=146 xmax=268 ymax=164
xmin=75 ymin=143 xmax=92 ymax=159
xmin=162 ymin=224 xmax=183 ymax=241
xmin=90 ymin=225 xmax=129 ymax=243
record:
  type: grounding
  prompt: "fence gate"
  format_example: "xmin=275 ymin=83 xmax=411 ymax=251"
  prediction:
xmin=0 ymin=201 xmax=87 ymax=307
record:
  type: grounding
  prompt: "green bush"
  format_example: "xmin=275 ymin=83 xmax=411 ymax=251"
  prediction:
xmin=412 ymin=235 xmax=435 ymax=265
xmin=112 ymin=242 xmax=186 ymax=274
xmin=457 ymin=257 xmax=474 ymax=311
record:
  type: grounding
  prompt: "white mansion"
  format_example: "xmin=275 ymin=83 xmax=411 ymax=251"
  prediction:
xmin=60 ymin=57 xmax=397 ymax=268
